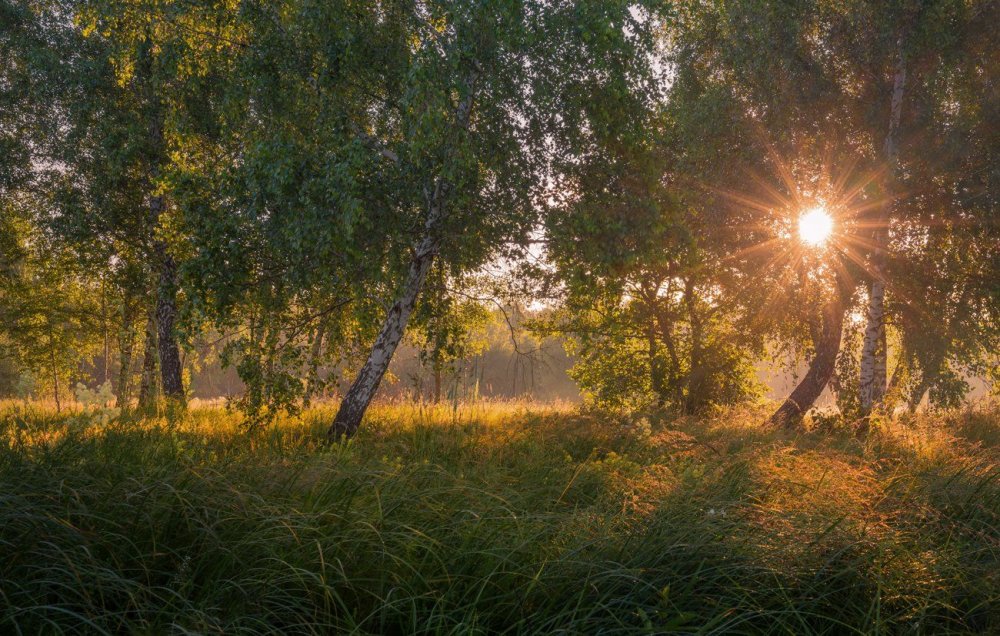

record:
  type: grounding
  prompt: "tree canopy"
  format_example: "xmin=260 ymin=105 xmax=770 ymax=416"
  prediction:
xmin=0 ymin=0 xmax=995 ymax=430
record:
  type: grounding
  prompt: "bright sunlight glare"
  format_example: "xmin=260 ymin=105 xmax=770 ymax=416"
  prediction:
xmin=798 ymin=207 xmax=833 ymax=246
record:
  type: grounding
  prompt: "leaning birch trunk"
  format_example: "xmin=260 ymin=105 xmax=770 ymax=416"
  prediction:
xmin=328 ymin=234 xmax=439 ymax=439
xmin=768 ymin=295 xmax=845 ymax=429
xmin=859 ymin=37 xmax=907 ymax=415
xmin=327 ymin=67 xmax=480 ymax=440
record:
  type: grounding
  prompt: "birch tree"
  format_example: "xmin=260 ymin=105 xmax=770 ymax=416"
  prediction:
xmin=181 ymin=0 xmax=666 ymax=436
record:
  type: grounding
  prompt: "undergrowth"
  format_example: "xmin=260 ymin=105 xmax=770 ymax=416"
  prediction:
xmin=0 ymin=401 xmax=997 ymax=634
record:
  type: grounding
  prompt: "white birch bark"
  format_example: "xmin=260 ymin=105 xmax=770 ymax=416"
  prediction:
xmin=859 ymin=38 xmax=907 ymax=414
xmin=328 ymin=66 xmax=480 ymax=439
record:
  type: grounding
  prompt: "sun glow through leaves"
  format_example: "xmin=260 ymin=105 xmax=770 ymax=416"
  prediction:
xmin=798 ymin=207 xmax=833 ymax=246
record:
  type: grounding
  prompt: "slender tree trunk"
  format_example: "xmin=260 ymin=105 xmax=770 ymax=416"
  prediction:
xmin=47 ymin=323 xmax=60 ymax=413
xmin=138 ymin=312 xmax=159 ymax=410
xmin=860 ymin=36 xmax=907 ymax=415
xmin=327 ymin=65 xmax=480 ymax=440
xmin=102 ymin=279 xmax=110 ymax=385
xmin=304 ymin=321 xmax=326 ymax=407
xmin=116 ymin=301 xmax=137 ymax=408
xmin=654 ymin=308 xmax=684 ymax=407
xmin=646 ymin=321 xmax=666 ymax=408
xmin=433 ymin=360 xmax=443 ymax=404
xmin=859 ymin=280 xmax=887 ymax=410
xmin=769 ymin=295 xmax=845 ymax=429
xmin=683 ymin=277 xmax=705 ymax=415
xmin=884 ymin=344 xmax=911 ymax=409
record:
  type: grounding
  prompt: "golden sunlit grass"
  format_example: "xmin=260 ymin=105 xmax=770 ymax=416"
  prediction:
xmin=1 ymin=401 xmax=997 ymax=633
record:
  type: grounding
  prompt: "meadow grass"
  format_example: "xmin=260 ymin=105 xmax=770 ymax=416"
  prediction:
xmin=0 ymin=400 xmax=997 ymax=634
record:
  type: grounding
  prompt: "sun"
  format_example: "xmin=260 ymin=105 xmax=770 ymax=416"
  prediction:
xmin=798 ymin=207 xmax=833 ymax=246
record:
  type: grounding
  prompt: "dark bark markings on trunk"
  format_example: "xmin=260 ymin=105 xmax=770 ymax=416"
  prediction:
xmin=768 ymin=295 xmax=845 ymax=429
xmin=154 ymin=229 xmax=184 ymax=401
xmin=328 ymin=66 xmax=481 ymax=440
xmin=138 ymin=311 xmax=159 ymax=410
xmin=47 ymin=322 xmax=60 ymax=413
xmin=140 ymin=35 xmax=184 ymax=404
xmin=116 ymin=300 xmax=137 ymax=408
xmin=860 ymin=35 xmax=907 ymax=414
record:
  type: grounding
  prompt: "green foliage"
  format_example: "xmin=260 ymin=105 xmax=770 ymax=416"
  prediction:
xmin=566 ymin=325 xmax=653 ymax=410
xmin=0 ymin=221 xmax=102 ymax=406
xmin=1 ymin=0 xmax=996 ymax=423
xmin=409 ymin=268 xmax=491 ymax=401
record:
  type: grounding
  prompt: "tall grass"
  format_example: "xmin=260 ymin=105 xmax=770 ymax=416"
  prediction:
xmin=1 ymin=401 xmax=997 ymax=634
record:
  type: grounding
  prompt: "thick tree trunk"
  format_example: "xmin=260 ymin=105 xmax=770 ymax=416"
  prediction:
xmin=908 ymin=379 xmax=930 ymax=412
xmin=138 ymin=36 xmax=184 ymax=406
xmin=138 ymin=312 xmax=159 ymax=410
xmin=154 ymin=231 xmax=184 ymax=403
xmin=768 ymin=296 xmax=845 ymax=429
xmin=907 ymin=353 xmax=942 ymax=411
xmin=860 ymin=37 xmax=907 ymax=414
xmin=327 ymin=65 xmax=480 ymax=440
xmin=654 ymin=309 xmax=684 ymax=407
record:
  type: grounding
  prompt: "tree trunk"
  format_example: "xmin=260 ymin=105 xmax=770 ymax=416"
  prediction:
xmin=116 ymin=302 xmax=137 ymax=408
xmin=907 ymin=352 xmax=943 ymax=412
xmin=683 ymin=277 xmax=705 ymax=415
xmin=768 ymin=296 xmax=845 ymax=429
xmin=303 ymin=321 xmax=326 ymax=407
xmin=47 ymin=323 xmax=60 ymax=413
xmin=138 ymin=35 xmax=184 ymax=406
xmin=654 ymin=308 xmax=684 ymax=407
xmin=908 ymin=378 xmax=930 ymax=412
xmin=154 ymin=234 xmax=184 ymax=403
xmin=102 ymin=279 xmax=110 ymax=385
xmin=433 ymin=360 xmax=443 ymax=404
xmin=138 ymin=312 xmax=159 ymax=410
xmin=860 ymin=36 xmax=907 ymax=414
xmin=646 ymin=321 xmax=667 ymax=408
xmin=859 ymin=278 xmax=887 ymax=410
xmin=327 ymin=65 xmax=480 ymax=440
xmin=328 ymin=246 xmax=437 ymax=439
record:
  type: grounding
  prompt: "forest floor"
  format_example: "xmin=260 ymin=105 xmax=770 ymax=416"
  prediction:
xmin=1 ymin=400 xmax=998 ymax=634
